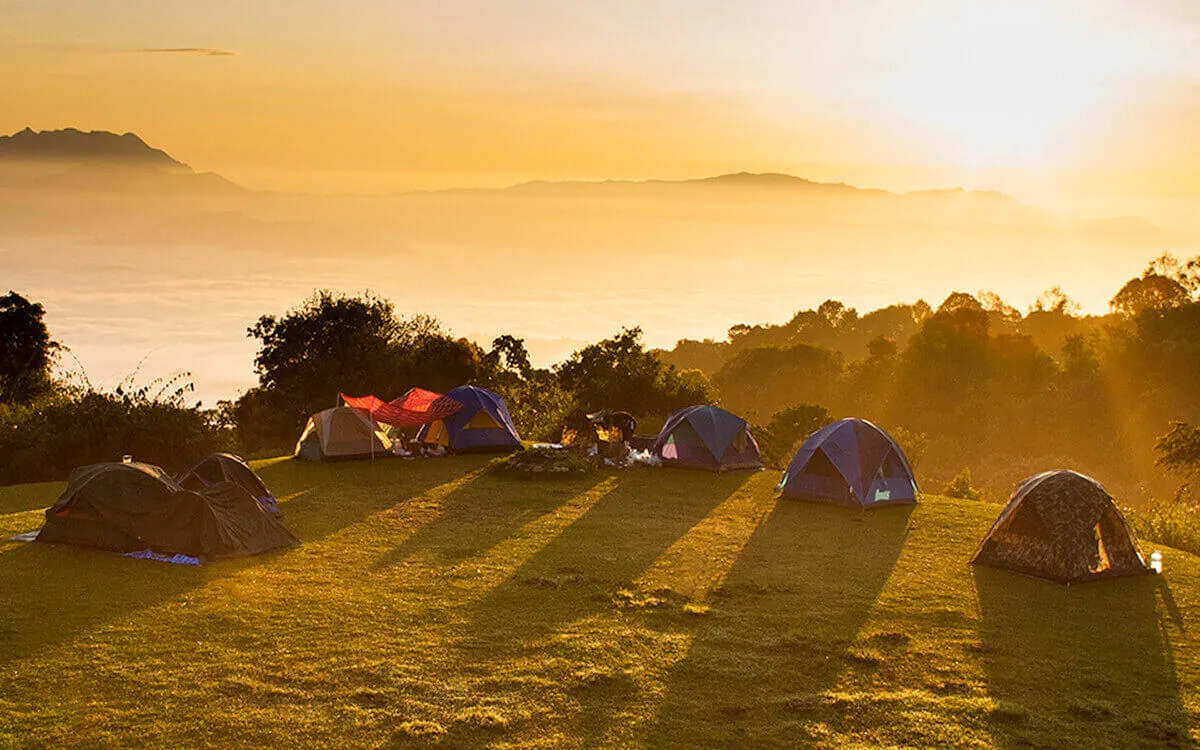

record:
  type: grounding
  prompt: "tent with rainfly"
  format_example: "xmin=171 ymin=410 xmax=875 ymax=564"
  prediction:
xmin=778 ymin=418 xmax=917 ymax=508
xmin=972 ymin=470 xmax=1150 ymax=584
xmin=415 ymin=385 xmax=522 ymax=452
xmin=651 ymin=405 xmax=762 ymax=472
xmin=294 ymin=405 xmax=392 ymax=462
xmin=176 ymin=453 xmax=279 ymax=514
xmin=36 ymin=461 xmax=299 ymax=559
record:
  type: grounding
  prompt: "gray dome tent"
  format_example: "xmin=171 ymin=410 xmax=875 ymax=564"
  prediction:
xmin=972 ymin=470 xmax=1150 ymax=584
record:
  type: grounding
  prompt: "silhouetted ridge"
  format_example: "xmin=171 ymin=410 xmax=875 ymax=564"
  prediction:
xmin=0 ymin=127 xmax=187 ymax=169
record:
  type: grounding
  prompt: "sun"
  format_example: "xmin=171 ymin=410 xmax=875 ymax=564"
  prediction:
xmin=864 ymin=3 xmax=1127 ymax=169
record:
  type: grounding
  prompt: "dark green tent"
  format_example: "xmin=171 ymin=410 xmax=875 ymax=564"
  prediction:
xmin=177 ymin=453 xmax=279 ymax=514
xmin=37 ymin=462 xmax=298 ymax=559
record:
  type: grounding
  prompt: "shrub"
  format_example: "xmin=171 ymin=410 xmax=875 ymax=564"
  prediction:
xmin=1126 ymin=494 xmax=1200 ymax=558
xmin=752 ymin=404 xmax=831 ymax=469
xmin=942 ymin=467 xmax=982 ymax=501
xmin=0 ymin=376 xmax=229 ymax=485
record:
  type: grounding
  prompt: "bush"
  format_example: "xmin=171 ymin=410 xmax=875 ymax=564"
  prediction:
xmin=0 ymin=378 xmax=229 ymax=485
xmin=495 ymin=375 xmax=578 ymax=444
xmin=942 ymin=467 xmax=982 ymax=501
xmin=1126 ymin=495 xmax=1200 ymax=558
xmin=752 ymin=404 xmax=831 ymax=469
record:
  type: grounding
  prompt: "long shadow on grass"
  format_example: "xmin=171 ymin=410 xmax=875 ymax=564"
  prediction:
xmin=371 ymin=471 xmax=614 ymax=571
xmin=466 ymin=471 xmax=752 ymax=643
xmin=974 ymin=568 xmax=1190 ymax=748
xmin=258 ymin=455 xmax=492 ymax=543
xmin=0 ymin=541 xmax=270 ymax=667
xmin=644 ymin=500 xmax=912 ymax=747
xmin=436 ymin=471 xmax=754 ymax=748
xmin=0 ymin=457 xmax=483 ymax=668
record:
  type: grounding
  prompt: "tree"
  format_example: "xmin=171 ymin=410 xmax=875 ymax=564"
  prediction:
xmin=897 ymin=292 xmax=990 ymax=404
xmin=1110 ymin=274 xmax=1190 ymax=317
xmin=753 ymin=403 xmax=831 ymax=468
xmin=1156 ymin=422 xmax=1200 ymax=479
xmin=555 ymin=327 xmax=711 ymax=416
xmin=712 ymin=342 xmax=843 ymax=419
xmin=978 ymin=291 xmax=1020 ymax=321
xmin=1144 ymin=254 xmax=1200 ymax=297
xmin=483 ymin=335 xmax=533 ymax=380
xmin=1030 ymin=286 xmax=1081 ymax=316
xmin=239 ymin=290 xmax=484 ymax=448
xmin=0 ymin=291 xmax=58 ymax=403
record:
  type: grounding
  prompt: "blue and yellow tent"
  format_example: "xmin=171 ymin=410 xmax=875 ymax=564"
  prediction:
xmin=415 ymin=385 xmax=522 ymax=453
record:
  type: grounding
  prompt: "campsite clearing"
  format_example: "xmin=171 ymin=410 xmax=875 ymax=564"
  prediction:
xmin=1 ymin=458 xmax=1197 ymax=747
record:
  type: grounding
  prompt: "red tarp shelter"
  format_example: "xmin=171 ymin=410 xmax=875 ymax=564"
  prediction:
xmin=340 ymin=388 xmax=465 ymax=428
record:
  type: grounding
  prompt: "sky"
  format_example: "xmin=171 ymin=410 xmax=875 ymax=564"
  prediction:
xmin=2 ymin=0 xmax=1199 ymax=227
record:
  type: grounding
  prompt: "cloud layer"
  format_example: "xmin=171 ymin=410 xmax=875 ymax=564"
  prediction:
xmin=134 ymin=48 xmax=236 ymax=57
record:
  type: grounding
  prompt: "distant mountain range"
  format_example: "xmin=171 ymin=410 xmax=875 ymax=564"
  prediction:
xmin=0 ymin=127 xmax=242 ymax=194
xmin=0 ymin=128 xmax=1164 ymax=239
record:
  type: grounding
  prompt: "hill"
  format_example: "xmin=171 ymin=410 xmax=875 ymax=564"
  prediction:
xmin=0 ymin=127 xmax=186 ymax=168
xmin=0 ymin=458 xmax=1196 ymax=746
xmin=0 ymin=127 xmax=242 ymax=194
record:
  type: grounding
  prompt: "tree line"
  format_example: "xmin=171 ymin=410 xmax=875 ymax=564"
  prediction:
xmin=658 ymin=254 xmax=1200 ymax=503
xmin=3 ymin=254 xmax=1200 ymax=516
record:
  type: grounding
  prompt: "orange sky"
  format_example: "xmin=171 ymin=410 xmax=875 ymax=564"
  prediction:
xmin=2 ymin=1 xmax=1198 ymax=228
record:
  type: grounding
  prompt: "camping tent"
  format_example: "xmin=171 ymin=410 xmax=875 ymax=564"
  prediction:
xmin=294 ymin=406 xmax=392 ymax=462
xmin=36 ymin=461 xmax=298 ymax=559
xmin=414 ymin=385 xmax=522 ymax=452
xmin=778 ymin=418 xmax=917 ymax=508
xmin=972 ymin=470 xmax=1150 ymax=584
xmin=177 ymin=453 xmax=279 ymax=514
xmin=651 ymin=405 xmax=762 ymax=472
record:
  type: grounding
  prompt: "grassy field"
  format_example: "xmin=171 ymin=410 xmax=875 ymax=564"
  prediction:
xmin=1 ymin=457 xmax=1198 ymax=748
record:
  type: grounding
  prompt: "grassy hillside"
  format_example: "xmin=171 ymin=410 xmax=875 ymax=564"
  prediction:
xmin=1 ymin=458 xmax=1197 ymax=748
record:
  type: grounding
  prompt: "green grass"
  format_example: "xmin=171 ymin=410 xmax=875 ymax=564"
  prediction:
xmin=1 ymin=457 xmax=1198 ymax=747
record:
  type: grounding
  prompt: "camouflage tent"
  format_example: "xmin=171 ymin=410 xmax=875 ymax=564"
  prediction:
xmin=971 ymin=470 xmax=1150 ymax=584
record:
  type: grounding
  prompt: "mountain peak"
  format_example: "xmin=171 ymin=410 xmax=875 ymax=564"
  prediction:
xmin=0 ymin=127 xmax=188 ymax=170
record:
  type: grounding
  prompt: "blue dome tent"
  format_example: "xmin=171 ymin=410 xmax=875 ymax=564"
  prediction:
xmin=779 ymin=418 xmax=917 ymax=508
xmin=651 ymin=405 xmax=762 ymax=472
xmin=415 ymin=385 xmax=522 ymax=453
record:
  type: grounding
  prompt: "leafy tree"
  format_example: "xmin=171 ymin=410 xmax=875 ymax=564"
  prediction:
xmin=0 ymin=291 xmax=58 ymax=403
xmin=1110 ymin=274 xmax=1190 ymax=317
xmin=239 ymin=290 xmax=485 ymax=449
xmin=1060 ymin=335 xmax=1100 ymax=381
xmin=1156 ymin=422 xmax=1200 ymax=479
xmin=1030 ymin=286 xmax=1081 ymax=316
xmin=555 ymin=327 xmax=710 ymax=416
xmin=1144 ymin=253 xmax=1200 ymax=297
xmin=889 ymin=426 xmax=928 ymax=469
xmin=484 ymin=335 xmax=533 ymax=380
xmin=752 ymin=403 xmax=831 ymax=469
xmin=898 ymin=292 xmax=990 ymax=404
xmin=713 ymin=342 xmax=843 ymax=420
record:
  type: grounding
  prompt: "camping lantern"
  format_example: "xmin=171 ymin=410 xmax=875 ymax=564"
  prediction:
xmin=1151 ymin=551 xmax=1163 ymax=574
